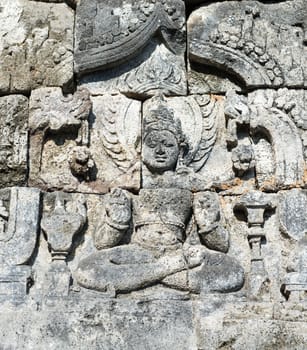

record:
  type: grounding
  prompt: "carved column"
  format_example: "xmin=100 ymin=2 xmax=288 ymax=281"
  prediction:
xmin=235 ymin=191 xmax=275 ymax=300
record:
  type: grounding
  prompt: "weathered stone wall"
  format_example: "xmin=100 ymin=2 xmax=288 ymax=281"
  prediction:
xmin=0 ymin=1 xmax=306 ymax=349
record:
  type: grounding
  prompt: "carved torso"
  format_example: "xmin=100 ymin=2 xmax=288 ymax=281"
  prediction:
xmin=132 ymin=188 xmax=192 ymax=251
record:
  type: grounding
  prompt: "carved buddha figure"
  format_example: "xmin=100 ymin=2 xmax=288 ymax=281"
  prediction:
xmin=76 ymin=101 xmax=244 ymax=295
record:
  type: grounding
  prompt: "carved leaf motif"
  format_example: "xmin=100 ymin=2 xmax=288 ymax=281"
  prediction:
xmin=29 ymin=87 xmax=92 ymax=134
xmin=100 ymin=101 xmax=138 ymax=173
xmin=188 ymin=96 xmax=219 ymax=172
xmin=126 ymin=44 xmax=183 ymax=95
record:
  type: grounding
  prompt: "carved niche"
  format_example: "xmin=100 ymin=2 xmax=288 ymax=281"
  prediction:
xmin=75 ymin=97 xmax=245 ymax=296
xmin=29 ymin=88 xmax=141 ymax=193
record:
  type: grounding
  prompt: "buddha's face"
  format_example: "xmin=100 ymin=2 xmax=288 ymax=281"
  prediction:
xmin=143 ymin=130 xmax=180 ymax=174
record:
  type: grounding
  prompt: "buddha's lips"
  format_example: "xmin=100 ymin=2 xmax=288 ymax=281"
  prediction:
xmin=154 ymin=157 xmax=167 ymax=162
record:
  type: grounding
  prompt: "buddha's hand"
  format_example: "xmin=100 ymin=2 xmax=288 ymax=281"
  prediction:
xmin=193 ymin=191 xmax=220 ymax=234
xmin=183 ymin=244 xmax=207 ymax=268
xmin=105 ymin=188 xmax=131 ymax=227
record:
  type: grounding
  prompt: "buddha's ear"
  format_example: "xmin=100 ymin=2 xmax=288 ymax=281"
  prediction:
xmin=176 ymin=141 xmax=190 ymax=168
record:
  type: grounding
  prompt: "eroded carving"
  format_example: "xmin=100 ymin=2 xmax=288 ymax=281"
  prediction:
xmin=29 ymin=89 xmax=141 ymax=193
xmin=75 ymin=0 xmax=186 ymax=75
xmin=29 ymin=87 xmax=93 ymax=191
xmin=282 ymin=233 xmax=307 ymax=302
xmin=80 ymin=39 xmax=187 ymax=98
xmin=235 ymin=191 xmax=276 ymax=300
xmin=225 ymin=90 xmax=305 ymax=190
xmin=42 ymin=192 xmax=87 ymax=297
xmin=142 ymin=95 xmax=223 ymax=189
xmin=0 ymin=187 xmax=40 ymax=301
xmin=279 ymin=189 xmax=307 ymax=242
xmin=188 ymin=0 xmax=307 ymax=90
xmin=76 ymin=98 xmax=244 ymax=295
xmin=0 ymin=95 xmax=28 ymax=187
xmin=0 ymin=1 xmax=73 ymax=93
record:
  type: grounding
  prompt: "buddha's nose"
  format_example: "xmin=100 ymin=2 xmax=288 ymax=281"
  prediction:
xmin=156 ymin=143 xmax=165 ymax=154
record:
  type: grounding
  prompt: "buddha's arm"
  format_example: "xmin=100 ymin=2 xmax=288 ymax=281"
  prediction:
xmin=94 ymin=189 xmax=132 ymax=250
xmin=193 ymin=191 xmax=229 ymax=253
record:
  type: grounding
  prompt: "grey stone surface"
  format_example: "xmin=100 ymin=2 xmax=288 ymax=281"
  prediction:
xmin=76 ymin=98 xmax=244 ymax=295
xmin=142 ymin=94 xmax=235 ymax=190
xmin=282 ymin=232 xmax=307 ymax=302
xmin=0 ymin=187 xmax=40 ymax=302
xmin=76 ymin=0 xmax=187 ymax=97
xmin=0 ymin=0 xmax=74 ymax=93
xmin=41 ymin=192 xmax=87 ymax=298
xmin=188 ymin=0 xmax=307 ymax=91
xmin=0 ymin=299 xmax=198 ymax=350
xmin=32 ymin=0 xmax=76 ymax=7
xmin=0 ymin=95 xmax=28 ymax=187
xmin=224 ymin=89 xmax=306 ymax=191
xmin=0 ymin=0 xmax=307 ymax=349
xmin=279 ymin=189 xmax=307 ymax=242
xmin=80 ymin=38 xmax=187 ymax=98
xmin=29 ymin=88 xmax=141 ymax=193
xmin=234 ymin=191 xmax=276 ymax=300
xmin=75 ymin=0 xmax=186 ymax=74
xmin=0 ymin=187 xmax=40 ymax=266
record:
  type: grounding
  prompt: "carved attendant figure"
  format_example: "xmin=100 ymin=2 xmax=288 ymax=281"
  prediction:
xmin=76 ymin=100 xmax=244 ymax=294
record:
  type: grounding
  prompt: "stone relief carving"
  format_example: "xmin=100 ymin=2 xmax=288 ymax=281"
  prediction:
xmin=279 ymin=189 xmax=307 ymax=242
xmin=0 ymin=187 xmax=40 ymax=301
xmin=29 ymin=87 xmax=93 ymax=191
xmin=29 ymin=89 xmax=141 ymax=193
xmin=142 ymin=94 xmax=224 ymax=189
xmin=0 ymin=1 xmax=307 ymax=348
xmin=76 ymin=98 xmax=244 ymax=295
xmin=41 ymin=192 xmax=86 ymax=297
xmin=225 ymin=90 xmax=305 ymax=190
xmin=0 ymin=0 xmax=73 ymax=94
xmin=281 ymin=233 xmax=307 ymax=302
xmin=188 ymin=0 xmax=307 ymax=91
xmin=279 ymin=189 xmax=307 ymax=302
xmin=234 ymin=191 xmax=276 ymax=300
xmin=75 ymin=0 xmax=185 ymax=74
xmin=76 ymin=0 xmax=187 ymax=97
xmin=80 ymin=39 xmax=187 ymax=98
xmin=0 ymin=95 xmax=28 ymax=187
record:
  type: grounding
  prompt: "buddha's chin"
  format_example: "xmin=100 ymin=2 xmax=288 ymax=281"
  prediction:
xmin=146 ymin=164 xmax=174 ymax=175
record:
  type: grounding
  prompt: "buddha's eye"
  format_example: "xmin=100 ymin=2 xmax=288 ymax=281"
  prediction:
xmin=163 ymin=140 xmax=175 ymax=147
xmin=146 ymin=140 xmax=157 ymax=148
